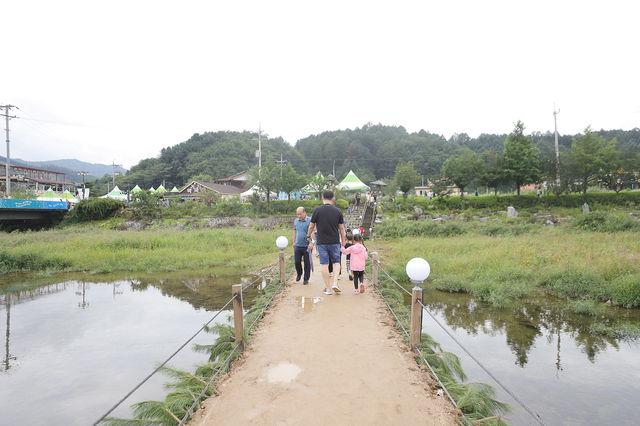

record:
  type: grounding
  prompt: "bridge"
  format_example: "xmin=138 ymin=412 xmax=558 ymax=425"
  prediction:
xmin=0 ymin=199 xmax=69 ymax=226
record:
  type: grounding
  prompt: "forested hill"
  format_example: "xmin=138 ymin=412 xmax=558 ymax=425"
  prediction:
xmin=116 ymin=124 xmax=640 ymax=190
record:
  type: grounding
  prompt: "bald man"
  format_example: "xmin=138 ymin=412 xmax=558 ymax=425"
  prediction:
xmin=293 ymin=206 xmax=312 ymax=284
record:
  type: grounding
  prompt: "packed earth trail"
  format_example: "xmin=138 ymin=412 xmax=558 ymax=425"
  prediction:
xmin=190 ymin=265 xmax=458 ymax=425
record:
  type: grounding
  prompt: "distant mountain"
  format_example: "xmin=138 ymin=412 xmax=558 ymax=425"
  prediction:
xmin=25 ymin=159 xmax=127 ymax=178
xmin=0 ymin=157 xmax=127 ymax=182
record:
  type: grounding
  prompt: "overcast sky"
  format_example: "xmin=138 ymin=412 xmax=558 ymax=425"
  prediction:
xmin=3 ymin=0 xmax=639 ymax=169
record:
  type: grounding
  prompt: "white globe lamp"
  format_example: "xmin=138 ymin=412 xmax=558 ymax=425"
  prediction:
xmin=276 ymin=236 xmax=288 ymax=251
xmin=406 ymin=257 xmax=430 ymax=289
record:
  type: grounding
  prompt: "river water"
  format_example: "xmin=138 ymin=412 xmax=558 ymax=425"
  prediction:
xmin=0 ymin=271 xmax=265 ymax=426
xmin=418 ymin=288 xmax=640 ymax=425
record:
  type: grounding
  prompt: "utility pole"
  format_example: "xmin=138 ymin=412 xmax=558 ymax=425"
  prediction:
xmin=276 ymin=153 xmax=287 ymax=177
xmin=112 ymin=161 xmax=121 ymax=188
xmin=257 ymin=124 xmax=263 ymax=176
xmin=1 ymin=105 xmax=18 ymax=196
xmin=553 ymin=105 xmax=561 ymax=187
xmin=78 ymin=171 xmax=88 ymax=200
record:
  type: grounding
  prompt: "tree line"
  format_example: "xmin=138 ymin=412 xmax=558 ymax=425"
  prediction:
xmin=90 ymin=123 xmax=640 ymax=196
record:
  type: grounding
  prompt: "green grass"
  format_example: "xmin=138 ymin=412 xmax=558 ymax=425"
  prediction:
xmin=369 ymin=224 xmax=640 ymax=308
xmin=0 ymin=223 xmax=288 ymax=274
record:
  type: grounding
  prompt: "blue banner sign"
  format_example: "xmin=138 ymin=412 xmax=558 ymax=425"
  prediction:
xmin=0 ymin=199 xmax=68 ymax=210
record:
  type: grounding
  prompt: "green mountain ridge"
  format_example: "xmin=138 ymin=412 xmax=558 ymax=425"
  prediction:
xmin=112 ymin=124 xmax=640 ymax=193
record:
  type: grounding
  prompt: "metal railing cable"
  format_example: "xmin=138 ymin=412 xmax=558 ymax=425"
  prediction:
xmin=242 ymin=262 xmax=279 ymax=291
xmin=377 ymin=264 xmax=412 ymax=296
xmin=178 ymin=340 xmax=243 ymax=425
xmin=178 ymin=257 xmax=292 ymax=425
xmin=417 ymin=299 xmax=545 ymax=425
xmin=93 ymin=294 xmax=238 ymax=426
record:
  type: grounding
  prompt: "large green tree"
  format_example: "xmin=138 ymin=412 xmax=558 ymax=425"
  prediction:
xmin=503 ymin=121 xmax=541 ymax=195
xmin=394 ymin=161 xmax=419 ymax=199
xmin=441 ymin=149 xmax=482 ymax=198
xmin=564 ymin=127 xmax=619 ymax=195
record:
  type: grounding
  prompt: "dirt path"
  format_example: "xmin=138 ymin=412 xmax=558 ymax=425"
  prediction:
xmin=191 ymin=265 xmax=458 ymax=425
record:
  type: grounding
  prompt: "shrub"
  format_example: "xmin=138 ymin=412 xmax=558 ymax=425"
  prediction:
xmin=335 ymin=199 xmax=349 ymax=209
xmin=65 ymin=198 xmax=125 ymax=222
xmin=570 ymin=212 xmax=640 ymax=232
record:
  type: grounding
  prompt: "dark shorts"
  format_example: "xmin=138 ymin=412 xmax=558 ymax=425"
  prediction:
xmin=317 ymin=244 xmax=341 ymax=265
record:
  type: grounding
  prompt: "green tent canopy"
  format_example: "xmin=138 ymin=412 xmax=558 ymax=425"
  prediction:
xmin=104 ymin=186 xmax=127 ymax=201
xmin=170 ymin=186 xmax=179 ymax=193
xmin=131 ymin=185 xmax=143 ymax=193
xmin=60 ymin=190 xmax=78 ymax=201
xmin=336 ymin=170 xmax=369 ymax=192
xmin=155 ymin=185 xmax=167 ymax=194
xmin=37 ymin=188 xmax=60 ymax=201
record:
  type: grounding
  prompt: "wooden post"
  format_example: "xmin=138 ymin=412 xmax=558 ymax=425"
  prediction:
xmin=371 ymin=252 xmax=379 ymax=287
xmin=410 ymin=287 xmax=423 ymax=349
xmin=232 ymin=284 xmax=244 ymax=350
xmin=279 ymin=251 xmax=286 ymax=282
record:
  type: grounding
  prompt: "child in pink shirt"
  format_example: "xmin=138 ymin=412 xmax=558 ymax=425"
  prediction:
xmin=341 ymin=234 xmax=368 ymax=294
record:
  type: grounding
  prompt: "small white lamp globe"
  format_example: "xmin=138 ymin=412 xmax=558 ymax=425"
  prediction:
xmin=406 ymin=257 xmax=430 ymax=287
xmin=276 ymin=236 xmax=288 ymax=251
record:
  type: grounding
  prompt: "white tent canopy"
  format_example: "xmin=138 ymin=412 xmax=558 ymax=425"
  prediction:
xmin=336 ymin=170 xmax=369 ymax=191
xmin=102 ymin=185 xmax=127 ymax=201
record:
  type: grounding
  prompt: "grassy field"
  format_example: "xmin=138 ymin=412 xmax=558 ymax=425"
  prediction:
xmin=369 ymin=211 xmax=640 ymax=308
xmin=0 ymin=223 xmax=287 ymax=274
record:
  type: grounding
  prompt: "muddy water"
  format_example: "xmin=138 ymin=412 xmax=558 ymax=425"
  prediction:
xmin=0 ymin=271 xmax=268 ymax=426
xmin=418 ymin=288 xmax=640 ymax=425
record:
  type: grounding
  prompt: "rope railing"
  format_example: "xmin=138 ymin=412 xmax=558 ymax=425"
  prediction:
xmin=179 ymin=254 xmax=292 ymax=424
xmin=94 ymin=253 xmax=293 ymax=425
xmin=417 ymin=299 xmax=545 ymax=426
xmin=372 ymin=269 xmax=466 ymax=424
xmin=374 ymin=254 xmax=544 ymax=426
xmin=92 ymin=294 xmax=238 ymax=426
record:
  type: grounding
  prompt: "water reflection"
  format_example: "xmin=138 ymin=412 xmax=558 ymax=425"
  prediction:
xmin=419 ymin=288 xmax=640 ymax=425
xmin=0 ymin=270 xmax=265 ymax=426
xmin=422 ymin=289 xmax=639 ymax=366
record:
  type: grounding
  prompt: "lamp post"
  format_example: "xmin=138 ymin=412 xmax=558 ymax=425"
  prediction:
xmin=276 ymin=236 xmax=288 ymax=282
xmin=406 ymin=257 xmax=431 ymax=348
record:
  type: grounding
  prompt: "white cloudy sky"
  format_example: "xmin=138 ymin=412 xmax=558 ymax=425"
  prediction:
xmin=3 ymin=0 xmax=639 ymax=169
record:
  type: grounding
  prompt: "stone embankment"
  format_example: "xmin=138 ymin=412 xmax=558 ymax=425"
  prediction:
xmin=117 ymin=216 xmax=295 ymax=231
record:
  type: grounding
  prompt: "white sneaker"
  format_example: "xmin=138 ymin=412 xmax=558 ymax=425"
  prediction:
xmin=338 ymin=274 xmax=342 ymax=280
xmin=331 ymin=284 xmax=342 ymax=294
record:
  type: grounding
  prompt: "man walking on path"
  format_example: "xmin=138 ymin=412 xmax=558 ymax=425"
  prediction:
xmin=293 ymin=206 xmax=311 ymax=284
xmin=307 ymin=190 xmax=347 ymax=295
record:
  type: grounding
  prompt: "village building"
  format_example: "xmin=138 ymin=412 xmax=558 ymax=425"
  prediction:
xmin=214 ymin=171 xmax=251 ymax=189
xmin=178 ymin=180 xmax=244 ymax=200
